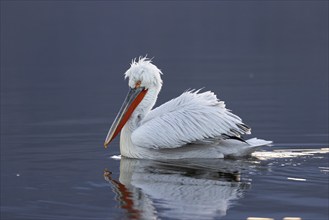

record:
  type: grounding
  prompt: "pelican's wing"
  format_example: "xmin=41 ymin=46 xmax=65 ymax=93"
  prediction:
xmin=131 ymin=90 xmax=251 ymax=149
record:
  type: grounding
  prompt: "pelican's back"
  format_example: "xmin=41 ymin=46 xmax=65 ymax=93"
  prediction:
xmin=132 ymin=90 xmax=251 ymax=150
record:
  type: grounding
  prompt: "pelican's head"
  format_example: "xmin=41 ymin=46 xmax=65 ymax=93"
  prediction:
xmin=104 ymin=57 xmax=163 ymax=148
xmin=124 ymin=57 xmax=163 ymax=92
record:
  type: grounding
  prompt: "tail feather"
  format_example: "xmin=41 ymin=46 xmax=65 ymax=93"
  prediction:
xmin=218 ymin=137 xmax=272 ymax=157
xmin=245 ymin=138 xmax=273 ymax=147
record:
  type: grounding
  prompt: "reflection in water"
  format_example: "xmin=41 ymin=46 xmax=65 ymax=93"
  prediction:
xmin=104 ymin=158 xmax=258 ymax=220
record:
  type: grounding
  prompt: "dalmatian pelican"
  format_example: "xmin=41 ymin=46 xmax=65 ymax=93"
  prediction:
xmin=104 ymin=57 xmax=272 ymax=159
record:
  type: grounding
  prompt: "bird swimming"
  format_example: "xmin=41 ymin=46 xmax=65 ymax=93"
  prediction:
xmin=104 ymin=57 xmax=272 ymax=159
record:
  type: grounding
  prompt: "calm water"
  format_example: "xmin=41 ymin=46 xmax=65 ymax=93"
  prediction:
xmin=1 ymin=2 xmax=328 ymax=220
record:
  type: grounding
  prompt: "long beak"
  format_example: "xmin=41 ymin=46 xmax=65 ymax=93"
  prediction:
xmin=104 ymin=87 xmax=147 ymax=148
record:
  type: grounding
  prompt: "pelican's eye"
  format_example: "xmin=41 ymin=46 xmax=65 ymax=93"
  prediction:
xmin=135 ymin=80 xmax=142 ymax=88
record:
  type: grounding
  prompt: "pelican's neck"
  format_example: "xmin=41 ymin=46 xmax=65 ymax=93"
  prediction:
xmin=120 ymin=87 xmax=160 ymax=157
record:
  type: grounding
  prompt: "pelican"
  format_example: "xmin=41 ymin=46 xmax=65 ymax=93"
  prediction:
xmin=104 ymin=57 xmax=272 ymax=159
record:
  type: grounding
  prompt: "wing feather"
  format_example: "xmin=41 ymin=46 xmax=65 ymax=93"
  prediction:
xmin=131 ymin=90 xmax=251 ymax=149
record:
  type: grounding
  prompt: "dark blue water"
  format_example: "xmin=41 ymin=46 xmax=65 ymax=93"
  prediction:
xmin=1 ymin=1 xmax=328 ymax=220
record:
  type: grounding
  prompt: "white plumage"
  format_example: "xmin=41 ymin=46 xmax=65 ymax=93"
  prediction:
xmin=133 ymin=90 xmax=249 ymax=149
xmin=104 ymin=57 xmax=272 ymax=159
